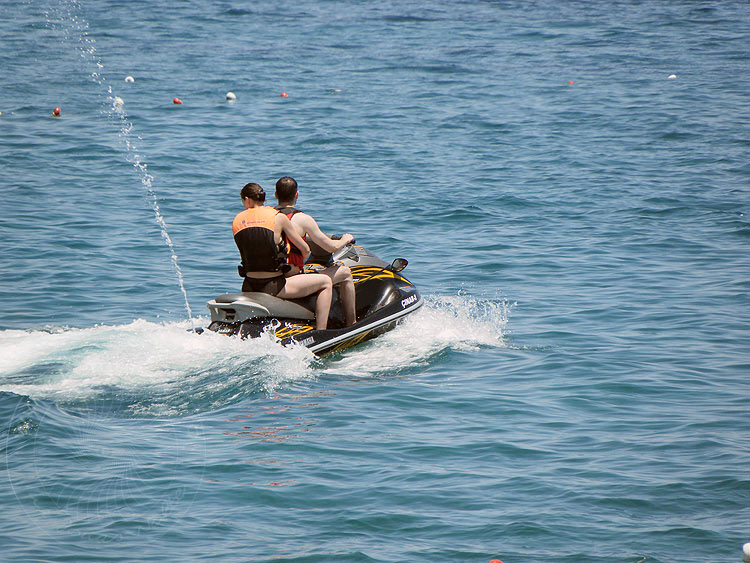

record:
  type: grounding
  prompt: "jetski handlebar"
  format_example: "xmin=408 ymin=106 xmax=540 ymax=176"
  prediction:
xmin=330 ymin=234 xmax=355 ymax=245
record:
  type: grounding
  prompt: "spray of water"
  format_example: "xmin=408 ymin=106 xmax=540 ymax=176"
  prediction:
xmin=0 ymin=294 xmax=506 ymax=409
xmin=0 ymin=320 xmax=316 ymax=411
xmin=46 ymin=0 xmax=194 ymax=324
xmin=321 ymin=294 xmax=510 ymax=377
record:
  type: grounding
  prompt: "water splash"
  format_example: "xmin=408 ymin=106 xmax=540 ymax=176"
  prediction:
xmin=0 ymin=320 xmax=316 ymax=413
xmin=0 ymin=293 xmax=508 ymax=409
xmin=45 ymin=0 xmax=194 ymax=324
xmin=321 ymin=293 xmax=510 ymax=378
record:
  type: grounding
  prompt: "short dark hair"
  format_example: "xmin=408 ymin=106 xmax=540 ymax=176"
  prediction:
xmin=275 ymin=176 xmax=298 ymax=202
xmin=240 ymin=182 xmax=265 ymax=202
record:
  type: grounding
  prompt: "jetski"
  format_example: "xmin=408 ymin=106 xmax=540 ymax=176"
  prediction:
xmin=205 ymin=243 xmax=423 ymax=355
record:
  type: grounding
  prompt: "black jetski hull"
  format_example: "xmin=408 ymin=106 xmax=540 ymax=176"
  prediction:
xmin=205 ymin=246 xmax=423 ymax=355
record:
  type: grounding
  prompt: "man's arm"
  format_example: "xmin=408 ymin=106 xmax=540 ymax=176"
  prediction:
xmin=296 ymin=213 xmax=354 ymax=253
xmin=277 ymin=214 xmax=311 ymax=259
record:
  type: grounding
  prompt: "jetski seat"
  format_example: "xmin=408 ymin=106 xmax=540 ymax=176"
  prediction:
xmin=214 ymin=293 xmax=315 ymax=320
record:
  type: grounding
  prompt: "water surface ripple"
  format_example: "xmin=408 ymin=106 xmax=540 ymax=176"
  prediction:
xmin=1 ymin=1 xmax=749 ymax=561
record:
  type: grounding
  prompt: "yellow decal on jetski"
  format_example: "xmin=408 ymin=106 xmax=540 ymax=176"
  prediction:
xmin=350 ymin=267 xmax=410 ymax=285
xmin=328 ymin=330 xmax=372 ymax=354
xmin=275 ymin=324 xmax=315 ymax=339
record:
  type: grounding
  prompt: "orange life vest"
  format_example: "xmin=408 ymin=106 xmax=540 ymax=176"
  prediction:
xmin=232 ymin=206 xmax=288 ymax=273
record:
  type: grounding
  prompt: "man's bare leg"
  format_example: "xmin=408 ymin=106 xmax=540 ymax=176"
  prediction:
xmin=322 ymin=264 xmax=356 ymax=326
xmin=278 ymin=273 xmax=333 ymax=330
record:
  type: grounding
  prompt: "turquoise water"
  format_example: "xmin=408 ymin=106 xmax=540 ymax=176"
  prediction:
xmin=2 ymin=1 xmax=749 ymax=561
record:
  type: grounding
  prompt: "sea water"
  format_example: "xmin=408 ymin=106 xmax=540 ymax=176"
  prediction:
xmin=1 ymin=1 xmax=749 ymax=561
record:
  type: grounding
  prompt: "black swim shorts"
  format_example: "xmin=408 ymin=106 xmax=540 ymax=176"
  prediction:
xmin=242 ymin=275 xmax=286 ymax=296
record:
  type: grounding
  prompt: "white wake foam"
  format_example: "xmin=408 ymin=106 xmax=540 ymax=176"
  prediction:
xmin=0 ymin=319 xmax=315 ymax=401
xmin=321 ymin=293 xmax=510 ymax=377
xmin=0 ymin=295 xmax=509 ymax=402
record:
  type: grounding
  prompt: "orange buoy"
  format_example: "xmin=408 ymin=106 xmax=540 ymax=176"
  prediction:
xmin=280 ymin=92 xmax=288 ymax=97
xmin=568 ymin=80 xmax=574 ymax=85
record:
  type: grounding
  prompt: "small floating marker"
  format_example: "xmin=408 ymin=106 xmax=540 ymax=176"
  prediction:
xmin=489 ymin=560 xmax=504 ymax=563
xmin=668 ymin=73 xmax=677 ymax=79
xmin=280 ymin=92 xmax=288 ymax=97
xmin=568 ymin=80 xmax=575 ymax=85
xmin=0 ymin=111 xmax=3 ymax=118
xmin=52 ymin=107 xmax=61 ymax=117
xmin=226 ymin=91 xmax=237 ymax=101
xmin=173 ymin=97 xmax=183 ymax=105
xmin=125 ymin=75 xmax=135 ymax=83
xmin=743 ymin=542 xmax=750 ymax=562
xmin=113 ymin=96 xmax=124 ymax=107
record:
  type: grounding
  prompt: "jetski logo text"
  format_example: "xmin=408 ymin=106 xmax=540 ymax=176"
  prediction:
xmin=401 ymin=295 xmax=418 ymax=308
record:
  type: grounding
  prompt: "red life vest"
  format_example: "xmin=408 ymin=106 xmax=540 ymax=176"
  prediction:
xmin=275 ymin=205 xmax=305 ymax=270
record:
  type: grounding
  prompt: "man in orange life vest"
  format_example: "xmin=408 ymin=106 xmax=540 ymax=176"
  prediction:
xmin=274 ymin=176 xmax=356 ymax=327
xmin=232 ymin=182 xmax=334 ymax=330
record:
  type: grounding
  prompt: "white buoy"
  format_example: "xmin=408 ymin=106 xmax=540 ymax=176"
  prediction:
xmin=226 ymin=91 xmax=237 ymax=101
xmin=113 ymin=96 xmax=124 ymax=107
xmin=125 ymin=76 xmax=135 ymax=83
xmin=668 ymin=74 xmax=677 ymax=79
xmin=742 ymin=542 xmax=750 ymax=562
xmin=0 ymin=111 xmax=3 ymax=118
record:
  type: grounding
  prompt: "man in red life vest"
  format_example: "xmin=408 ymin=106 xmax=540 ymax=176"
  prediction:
xmin=232 ymin=182 xmax=333 ymax=330
xmin=274 ymin=176 xmax=356 ymax=327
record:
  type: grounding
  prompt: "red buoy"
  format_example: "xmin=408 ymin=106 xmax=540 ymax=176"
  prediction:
xmin=173 ymin=97 xmax=183 ymax=105
xmin=280 ymin=92 xmax=288 ymax=98
xmin=53 ymin=107 xmax=61 ymax=117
